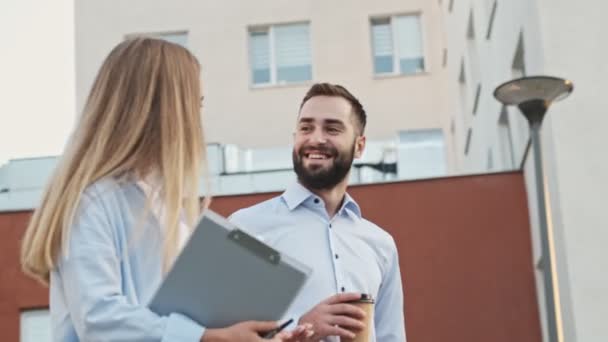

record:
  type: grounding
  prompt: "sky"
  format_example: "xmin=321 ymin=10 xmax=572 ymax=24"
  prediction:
xmin=0 ymin=0 xmax=75 ymax=165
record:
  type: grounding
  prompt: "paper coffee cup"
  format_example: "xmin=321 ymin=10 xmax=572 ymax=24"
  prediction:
xmin=342 ymin=294 xmax=375 ymax=342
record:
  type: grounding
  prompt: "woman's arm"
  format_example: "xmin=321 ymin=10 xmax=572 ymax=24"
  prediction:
xmin=57 ymin=193 xmax=205 ymax=341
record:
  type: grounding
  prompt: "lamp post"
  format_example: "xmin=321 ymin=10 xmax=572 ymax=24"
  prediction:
xmin=494 ymin=76 xmax=573 ymax=342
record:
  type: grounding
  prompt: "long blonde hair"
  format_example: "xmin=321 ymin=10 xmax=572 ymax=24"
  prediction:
xmin=21 ymin=37 xmax=207 ymax=284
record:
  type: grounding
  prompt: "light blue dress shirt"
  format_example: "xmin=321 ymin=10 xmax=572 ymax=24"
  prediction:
xmin=50 ymin=177 xmax=205 ymax=341
xmin=229 ymin=182 xmax=406 ymax=342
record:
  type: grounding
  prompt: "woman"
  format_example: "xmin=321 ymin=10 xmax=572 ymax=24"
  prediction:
xmin=20 ymin=38 xmax=310 ymax=342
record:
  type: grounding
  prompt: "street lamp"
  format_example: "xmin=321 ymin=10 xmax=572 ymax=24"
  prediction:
xmin=494 ymin=76 xmax=573 ymax=342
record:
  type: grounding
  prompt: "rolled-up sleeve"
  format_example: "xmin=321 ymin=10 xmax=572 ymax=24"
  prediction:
xmin=57 ymin=193 xmax=205 ymax=342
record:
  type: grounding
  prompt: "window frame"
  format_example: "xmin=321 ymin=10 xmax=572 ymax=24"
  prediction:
xmin=370 ymin=13 xmax=427 ymax=77
xmin=248 ymin=22 xmax=312 ymax=88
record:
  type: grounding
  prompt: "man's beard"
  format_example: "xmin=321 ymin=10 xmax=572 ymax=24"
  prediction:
xmin=293 ymin=142 xmax=356 ymax=190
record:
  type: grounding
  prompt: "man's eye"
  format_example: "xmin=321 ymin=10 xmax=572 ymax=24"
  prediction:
xmin=299 ymin=126 xmax=312 ymax=132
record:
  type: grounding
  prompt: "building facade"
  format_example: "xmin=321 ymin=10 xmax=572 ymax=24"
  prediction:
xmin=75 ymin=0 xmax=454 ymax=166
xmin=442 ymin=0 xmax=608 ymax=341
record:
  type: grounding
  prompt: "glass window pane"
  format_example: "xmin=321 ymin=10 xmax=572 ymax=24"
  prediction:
xmin=274 ymin=23 xmax=312 ymax=83
xmin=276 ymin=64 xmax=311 ymax=83
xmin=394 ymin=15 xmax=425 ymax=74
xmin=371 ymin=20 xmax=394 ymax=74
xmin=21 ymin=309 xmax=51 ymax=342
xmin=249 ymin=31 xmax=271 ymax=84
xmin=253 ymin=69 xmax=271 ymax=84
xmin=397 ymin=129 xmax=446 ymax=180
xmin=159 ymin=32 xmax=188 ymax=48
xmin=374 ymin=56 xmax=394 ymax=74
xmin=400 ymin=57 xmax=425 ymax=74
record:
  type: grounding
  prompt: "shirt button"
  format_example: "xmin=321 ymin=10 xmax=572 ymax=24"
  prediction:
xmin=335 ymin=254 xmax=339 ymax=259
xmin=329 ymin=224 xmax=332 ymax=228
xmin=314 ymin=198 xmax=320 ymax=204
xmin=341 ymin=287 xmax=345 ymax=292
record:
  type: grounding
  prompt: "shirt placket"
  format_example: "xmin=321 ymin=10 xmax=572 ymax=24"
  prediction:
xmin=327 ymin=217 xmax=346 ymax=293
xmin=310 ymin=196 xmax=348 ymax=294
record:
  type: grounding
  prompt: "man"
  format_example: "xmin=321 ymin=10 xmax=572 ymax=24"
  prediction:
xmin=230 ymin=83 xmax=405 ymax=341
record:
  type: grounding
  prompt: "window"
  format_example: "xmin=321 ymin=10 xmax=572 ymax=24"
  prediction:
xmin=127 ymin=31 xmax=188 ymax=48
xmin=466 ymin=9 xmax=482 ymax=116
xmin=510 ymin=32 xmax=530 ymax=161
xmin=21 ymin=309 xmax=51 ymax=342
xmin=498 ymin=106 xmax=515 ymax=168
xmin=249 ymin=23 xmax=312 ymax=86
xmin=466 ymin=10 xmax=479 ymax=78
xmin=157 ymin=32 xmax=188 ymax=47
xmin=512 ymin=32 xmax=526 ymax=77
xmin=472 ymin=84 xmax=482 ymax=115
xmin=464 ymin=128 xmax=472 ymax=155
xmin=397 ymin=129 xmax=446 ymax=180
xmin=371 ymin=15 xmax=425 ymax=76
xmin=487 ymin=148 xmax=494 ymax=170
xmin=458 ymin=59 xmax=468 ymax=118
xmin=486 ymin=0 xmax=498 ymax=39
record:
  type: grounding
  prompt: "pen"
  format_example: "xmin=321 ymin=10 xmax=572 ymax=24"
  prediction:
xmin=261 ymin=318 xmax=294 ymax=339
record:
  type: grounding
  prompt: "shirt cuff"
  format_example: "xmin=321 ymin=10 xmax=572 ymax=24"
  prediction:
xmin=162 ymin=312 xmax=206 ymax=342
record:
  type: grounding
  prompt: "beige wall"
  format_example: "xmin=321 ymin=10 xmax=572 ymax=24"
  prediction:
xmin=76 ymin=0 xmax=450 ymax=150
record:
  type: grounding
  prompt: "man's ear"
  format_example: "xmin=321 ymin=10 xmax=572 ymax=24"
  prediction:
xmin=354 ymin=135 xmax=366 ymax=159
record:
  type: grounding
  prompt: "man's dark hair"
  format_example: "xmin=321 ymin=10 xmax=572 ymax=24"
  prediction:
xmin=299 ymin=83 xmax=367 ymax=135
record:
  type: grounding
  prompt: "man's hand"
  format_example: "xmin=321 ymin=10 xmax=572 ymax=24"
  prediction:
xmin=298 ymin=293 xmax=366 ymax=341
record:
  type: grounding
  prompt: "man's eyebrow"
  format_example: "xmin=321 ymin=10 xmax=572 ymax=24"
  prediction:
xmin=323 ymin=118 xmax=345 ymax=126
xmin=297 ymin=118 xmax=346 ymax=126
xmin=297 ymin=117 xmax=315 ymax=124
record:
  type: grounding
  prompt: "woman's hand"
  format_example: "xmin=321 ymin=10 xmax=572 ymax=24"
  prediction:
xmin=201 ymin=321 xmax=313 ymax=342
xmin=276 ymin=323 xmax=314 ymax=342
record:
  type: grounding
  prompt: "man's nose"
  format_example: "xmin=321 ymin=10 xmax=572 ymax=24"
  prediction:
xmin=309 ymin=129 xmax=327 ymax=144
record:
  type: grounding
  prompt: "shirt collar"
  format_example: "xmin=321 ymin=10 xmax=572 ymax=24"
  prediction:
xmin=281 ymin=182 xmax=362 ymax=219
xmin=342 ymin=192 xmax=362 ymax=219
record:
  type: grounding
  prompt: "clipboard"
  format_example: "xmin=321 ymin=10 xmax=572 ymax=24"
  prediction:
xmin=148 ymin=209 xmax=312 ymax=328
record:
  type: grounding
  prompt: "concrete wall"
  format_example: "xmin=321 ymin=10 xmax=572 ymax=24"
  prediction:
xmin=442 ymin=0 xmax=544 ymax=171
xmin=535 ymin=0 xmax=608 ymax=341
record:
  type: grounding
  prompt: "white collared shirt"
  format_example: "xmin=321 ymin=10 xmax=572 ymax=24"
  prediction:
xmin=229 ymin=182 xmax=406 ymax=342
xmin=136 ymin=179 xmax=190 ymax=251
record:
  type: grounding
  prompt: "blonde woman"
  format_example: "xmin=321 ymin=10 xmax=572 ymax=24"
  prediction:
xmin=20 ymin=38 xmax=310 ymax=342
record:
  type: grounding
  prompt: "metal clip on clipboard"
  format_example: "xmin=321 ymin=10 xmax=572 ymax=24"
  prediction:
xmin=228 ymin=229 xmax=281 ymax=266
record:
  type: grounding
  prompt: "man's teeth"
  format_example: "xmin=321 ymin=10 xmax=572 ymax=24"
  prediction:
xmin=307 ymin=153 xmax=329 ymax=159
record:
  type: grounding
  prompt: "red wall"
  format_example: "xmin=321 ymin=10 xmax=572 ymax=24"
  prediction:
xmin=0 ymin=172 xmax=541 ymax=341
